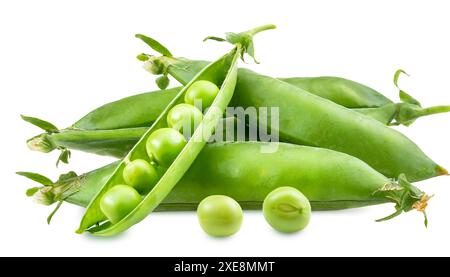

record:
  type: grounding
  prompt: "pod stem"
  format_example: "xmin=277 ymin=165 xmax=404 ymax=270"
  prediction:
xmin=419 ymin=105 xmax=450 ymax=116
xmin=391 ymin=69 xmax=450 ymax=126
xmin=374 ymin=174 xmax=430 ymax=226
xmin=245 ymin=24 xmax=277 ymax=37
xmin=393 ymin=103 xmax=450 ymax=126
xmin=137 ymin=25 xmax=275 ymax=88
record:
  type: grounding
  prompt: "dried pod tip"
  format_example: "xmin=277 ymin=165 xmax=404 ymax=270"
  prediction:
xmin=412 ymin=194 xmax=432 ymax=213
xmin=437 ymin=166 xmax=449 ymax=176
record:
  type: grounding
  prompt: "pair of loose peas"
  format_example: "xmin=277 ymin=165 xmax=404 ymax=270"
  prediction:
xmin=197 ymin=187 xmax=311 ymax=237
xmin=100 ymin=80 xmax=220 ymax=224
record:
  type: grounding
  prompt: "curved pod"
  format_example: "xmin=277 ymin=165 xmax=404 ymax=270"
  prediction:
xmin=77 ymin=47 xmax=240 ymax=236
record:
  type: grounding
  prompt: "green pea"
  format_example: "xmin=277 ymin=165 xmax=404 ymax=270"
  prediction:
xmin=263 ymin=186 xmax=311 ymax=233
xmin=184 ymin=80 xmax=219 ymax=109
xmin=146 ymin=128 xmax=187 ymax=167
xmin=100 ymin=185 xmax=141 ymax=224
xmin=167 ymin=103 xmax=203 ymax=136
xmin=123 ymin=159 xmax=158 ymax=194
xmin=197 ymin=195 xmax=243 ymax=237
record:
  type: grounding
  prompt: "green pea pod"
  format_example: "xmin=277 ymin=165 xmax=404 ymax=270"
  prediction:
xmin=21 ymin=142 xmax=431 ymax=225
xmin=139 ymin=37 xmax=446 ymax=182
xmin=77 ymin=46 xmax=240 ymax=236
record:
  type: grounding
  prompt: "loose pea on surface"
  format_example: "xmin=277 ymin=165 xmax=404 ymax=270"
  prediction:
xmin=197 ymin=195 xmax=243 ymax=237
xmin=146 ymin=128 xmax=187 ymax=167
xmin=167 ymin=103 xmax=203 ymax=136
xmin=263 ymin=186 xmax=311 ymax=233
xmin=184 ymin=80 xmax=219 ymax=109
xmin=100 ymin=185 xmax=142 ymax=224
xmin=123 ymin=159 xmax=158 ymax=194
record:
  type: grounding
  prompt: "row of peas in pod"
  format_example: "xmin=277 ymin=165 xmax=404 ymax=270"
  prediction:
xmin=100 ymin=80 xmax=220 ymax=224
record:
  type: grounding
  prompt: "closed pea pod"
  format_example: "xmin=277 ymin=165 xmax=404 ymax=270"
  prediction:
xmin=22 ymin=142 xmax=431 ymax=225
xmin=25 ymin=86 xmax=449 ymax=161
xmin=232 ymin=69 xmax=446 ymax=181
xmin=24 ymin=64 xmax=450 ymax=161
xmin=19 ymin=77 xmax=396 ymax=154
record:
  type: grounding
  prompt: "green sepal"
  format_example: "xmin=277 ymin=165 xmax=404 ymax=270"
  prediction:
xmin=56 ymin=148 xmax=71 ymax=167
xmin=203 ymin=36 xmax=226 ymax=42
xmin=47 ymin=201 xmax=63 ymax=224
xmin=374 ymin=174 xmax=429 ymax=226
xmin=399 ymin=90 xmax=421 ymax=106
xmin=375 ymin=207 xmax=403 ymax=222
xmin=57 ymin=171 xmax=78 ymax=182
xmin=156 ymin=75 xmax=170 ymax=90
xmin=393 ymin=69 xmax=408 ymax=87
xmin=21 ymin=115 xmax=58 ymax=133
xmin=135 ymin=34 xmax=173 ymax=57
xmin=393 ymin=69 xmax=421 ymax=106
xmin=16 ymin=171 xmax=53 ymax=186
xmin=204 ymin=24 xmax=276 ymax=63
xmin=26 ymin=187 xmax=40 ymax=197
xmin=136 ymin=53 xmax=150 ymax=61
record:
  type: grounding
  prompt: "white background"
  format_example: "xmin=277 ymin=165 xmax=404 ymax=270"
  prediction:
xmin=1 ymin=0 xmax=450 ymax=257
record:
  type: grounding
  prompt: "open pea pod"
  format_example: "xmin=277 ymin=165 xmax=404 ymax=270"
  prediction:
xmin=76 ymin=46 xmax=240 ymax=236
